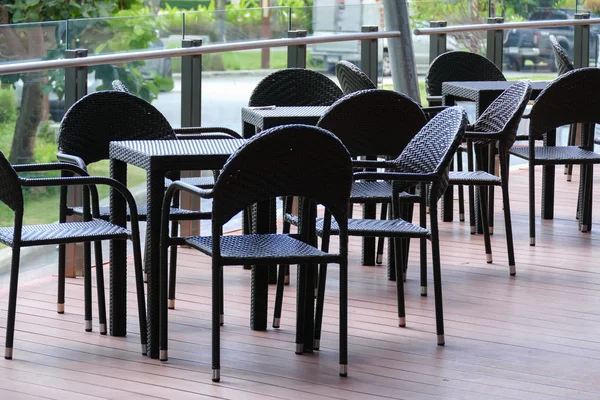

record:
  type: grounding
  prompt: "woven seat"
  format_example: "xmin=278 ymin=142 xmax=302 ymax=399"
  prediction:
xmin=509 ymin=68 xmax=600 ymax=244
xmin=58 ymin=89 xmax=240 ymax=310
xmin=185 ymin=234 xmax=336 ymax=262
xmin=0 ymin=219 xmax=130 ymax=247
xmin=71 ymin=205 xmax=212 ymax=221
xmin=1 ymin=156 xmax=147 ymax=360
xmin=158 ymin=125 xmax=352 ymax=381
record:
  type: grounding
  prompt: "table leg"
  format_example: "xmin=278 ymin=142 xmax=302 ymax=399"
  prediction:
xmin=295 ymin=198 xmax=316 ymax=353
xmin=441 ymin=95 xmax=457 ymax=222
xmin=250 ymin=199 xmax=269 ymax=331
xmin=146 ymin=169 xmax=165 ymax=358
xmin=109 ymin=159 xmax=127 ymax=337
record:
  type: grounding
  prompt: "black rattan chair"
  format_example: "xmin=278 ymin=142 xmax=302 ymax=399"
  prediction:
xmin=57 ymin=90 xmax=241 ymax=316
xmin=509 ymin=68 xmax=600 ymax=245
xmin=248 ymin=68 xmax=343 ymax=107
xmin=426 ymin=51 xmax=507 ymax=106
xmin=449 ymin=80 xmax=532 ymax=274
xmin=158 ymin=124 xmax=353 ymax=382
xmin=335 ymin=60 xmax=377 ymax=95
xmin=0 ymin=154 xmax=147 ymax=360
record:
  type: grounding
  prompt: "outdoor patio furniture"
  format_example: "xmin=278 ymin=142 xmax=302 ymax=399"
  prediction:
xmin=509 ymin=68 xmax=600 ymax=245
xmin=158 ymin=124 xmax=353 ymax=382
xmin=57 ymin=90 xmax=242 ymax=319
xmin=0 ymin=154 xmax=147 ymax=360
xmin=448 ymin=80 xmax=532 ymax=274
xmin=109 ymin=136 xmax=246 ymax=359
xmin=335 ymin=60 xmax=377 ymax=94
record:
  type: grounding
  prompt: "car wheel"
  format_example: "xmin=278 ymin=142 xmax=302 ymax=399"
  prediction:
xmin=382 ymin=51 xmax=391 ymax=76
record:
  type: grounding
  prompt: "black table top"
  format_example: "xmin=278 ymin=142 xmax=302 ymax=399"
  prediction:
xmin=109 ymin=138 xmax=247 ymax=171
xmin=242 ymin=106 xmax=328 ymax=132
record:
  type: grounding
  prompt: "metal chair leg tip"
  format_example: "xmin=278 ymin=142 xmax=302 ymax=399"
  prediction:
xmin=168 ymin=299 xmax=175 ymax=309
xmin=100 ymin=323 xmax=107 ymax=335
xmin=57 ymin=303 xmax=64 ymax=314
xmin=509 ymin=265 xmax=516 ymax=276
xmin=581 ymin=225 xmax=589 ymax=232
xmin=4 ymin=348 xmax=13 ymax=359
xmin=376 ymin=255 xmax=383 ymax=265
xmin=529 ymin=238 xmax=535 ymax=246
xmin=459 ymin=213 xmax=465 ymax=222
xmin=339 ymin=364 xmax=348 ymax=377
xmin=85 ymin=320 xmax=92 ymax=332
xmin=567 ymin=175 xmax=572 ymax=182
xmin=489 ymin=227 xmax=494 ymax=235
xmin=486 ymin=254 xmax=493 ymax=264
xmin=437 ymin=335 xmax=445 ymax=346
xmin=141 ymin=344 xmax=147 ymax=355
xmin=220 ymin=314 xmax=224 ymax=326
xmin=470 ymin=227 xmax=476 ymax=234
xmin=284 ymin=275 xmax=290 ymax=285
xmin=143 ymin=272 xmax=148 ymax=283
xmin=273 ymin=318 xmax=280 ymax=329
xmin=420 ymin=286 xmax=427 ymax=296
xmin=212 ymin=369 xmax=220 ymax=382
xmin=295 ymin=343 xmax=303 ymax=354
xmin=160 ymin=350 xmax=168 ymax=361
xmin=399 ymin=317 xmax=406 ymax=327
xmin=313 ymin=339 xmax=320 ymax=350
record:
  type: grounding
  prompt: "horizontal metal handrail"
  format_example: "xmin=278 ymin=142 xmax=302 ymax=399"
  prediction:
xmin=414 ymin=18 xmax=600 ymax=35
xmin=0 ymin=31 xmax=399 ymax=76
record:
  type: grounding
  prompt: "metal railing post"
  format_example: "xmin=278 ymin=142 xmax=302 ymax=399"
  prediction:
xmin=180 ymin=38 xmax=203 ymax=237
xmin=574 ymin=13 xmax=591 ymax=68
xmin=360 ymin=25 xmax=379 ymax=84
xmin=287 ymin=30 xmax=307 ymax=68
xmin=486 ymin=17 xmax=504 ymax=70
xmin=429 ymin=21 xmax=448 ymax=62
xmin=64 ymin=49 xmax=88 ymax=278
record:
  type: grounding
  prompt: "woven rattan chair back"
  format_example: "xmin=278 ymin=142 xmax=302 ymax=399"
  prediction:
xmin=426 ymin=51 xmax=506 ymax=97
xmin=58 ymin=90 xmax=176 ymax=165
xmin=211 ymin=124 xmax=352 ymax=226
xmin=394 ymin=106 xmax=468 ymax=201
xmin=473 ymin=80 xmax=532 ymax=151
xmin=248 ymin=68 xmax=343 ymax=106
xmin=549 ymin=35 xmax=575 ymax=76
xmin=317 ymin=89 xmax=427 ymax=159
xmin=111 ymin=79 xmax=132 ymax=93
xmin=0 ymin=152 xmax=23 ymax=212
xmin=335 ymin=60 xmax=377 ymax=95
xmin=529 ymin=68 xmax=600 ymax=140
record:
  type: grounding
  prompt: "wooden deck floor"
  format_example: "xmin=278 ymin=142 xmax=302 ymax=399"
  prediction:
xmin=2 ymin=165 xmax=600 ymax=399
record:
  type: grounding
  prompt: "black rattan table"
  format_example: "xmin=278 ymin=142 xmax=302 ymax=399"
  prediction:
xmin=442 ymin=80 xmax=549 ymax=224
xmin=242 ymin=106 xmax=328 ymax=137
xmin=109 ymin=138 xmax=246 ymax=359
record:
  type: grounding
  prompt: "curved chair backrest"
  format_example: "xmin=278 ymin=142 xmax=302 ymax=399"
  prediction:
xmin=212 ymin=124 xmax=352 ymax=226
xmin=317 ymin=89 xmax=427 ymax=159
xmin=335 ymin=60 xmax=377 ymax=95
xmin=549 ymin=35 xmax=575 ymax=76
xmin=529 ymin=68 xmax=600 ymax=140
xmin=248 ymin=68 xmax=343 ymax=106
xmin=0 ymin=151 xmax=23 ymax=213
xmin=473 ymin=80 xmax=532 ymax=151
xmin=393 ymin=106 xmax=468 ymax=201
xmin=58 ymin=90 xmax=176 ymax=165
xmin=426 ymin=51 xmax=506 ymax=97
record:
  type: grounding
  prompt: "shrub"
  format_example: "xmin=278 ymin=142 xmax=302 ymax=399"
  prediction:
xmin=0 ymin=88 xmax=17 ymax=124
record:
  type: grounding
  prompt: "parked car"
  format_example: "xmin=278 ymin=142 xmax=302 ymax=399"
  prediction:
xmin=503 ymin=9 xmax=600 ymax=71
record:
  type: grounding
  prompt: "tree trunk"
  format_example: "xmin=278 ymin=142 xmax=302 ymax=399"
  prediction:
xmin=9 ymin=71 xmax=44 ymax=164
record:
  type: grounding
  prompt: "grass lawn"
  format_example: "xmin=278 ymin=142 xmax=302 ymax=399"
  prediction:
xmin=171 ymin=48 xmax=307 ymax=72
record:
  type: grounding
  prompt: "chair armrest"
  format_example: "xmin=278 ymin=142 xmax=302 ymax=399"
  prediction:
xmin=174 ymin=126 xmax=243 ymax=139
xmin=463 ymin=130 xmax=502 ymax=140
xmin=426 ymin=95 xmax=443 ymax=106
xmin=21 ymin=176 xmax=139 ymax=223
xmin=13 ymin=161 xmax=89 ymax=177
xmin=422 ymin=106 xmax=448 ymax=120
xmin=56 ymin=153 xmax=88 ymax=172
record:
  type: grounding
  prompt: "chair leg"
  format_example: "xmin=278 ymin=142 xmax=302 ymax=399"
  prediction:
xmin=167 ymin=220 xmax=178 ymax=309
xmin=429 ymin=204 xmax=445 ymax=346
xmin=529 ymin=158 xmax=536 ymax=246
xmin=419 ymin=183 xmax=428 ymax=296
xmin=376 ymin=203 xmax=387 ymax=265
xmin=84 ymin=242 xmax=93 ymax=332
xmin=57 ymin=243 xmax=66 ymax=314
xmin=500 ymin=154 xmax=516 ymax=274
xmin=220 ymin=266 xmax=224 ymax=326
xmin=467 ymin=141 xmax=476 ymax=234
xmin=478 ymin=186 xmax=493 ymax=264
xmin=339 ymin=258 xmax=348 ymax=377
xmin=386 ymin=203 xmax=396 ymax=282
xmin=94 ymin=241 xmax=107 ymax=335
xmin=456 ymin=149 xmax=465 ymax=222
xmin=132 ymin=235 xmax=148 ymax=357
xmin=272 ymin=264 xmax=286 ymax=328
xmin=313 ymin=226 xmax=331 ymax=349
xmin=394 ymin=236 xmax=407 ymax=327
xmin=212 ymin=259 xmax=221 ymax=382
xmin=281 ymin=196 xmax=292 ymax=285
xmin=5 ymin=246 xmax=21 ymax=360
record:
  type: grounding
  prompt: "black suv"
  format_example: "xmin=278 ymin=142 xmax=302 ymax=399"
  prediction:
xmin=504 ymin=9 xmax=600 ymax=71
